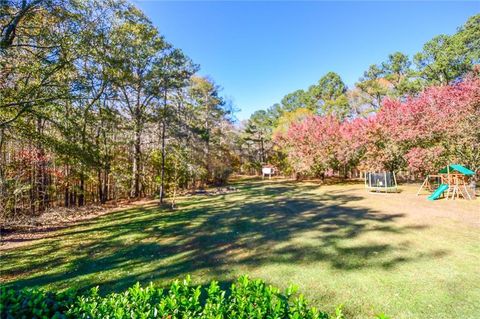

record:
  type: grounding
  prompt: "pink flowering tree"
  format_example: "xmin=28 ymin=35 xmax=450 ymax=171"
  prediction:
xmin=404 ymin=147 xmax=445 ymax=175
xmin=275 ymin=115 xmax=341 ymax=177
xmin=354 ymin=116 xmax=405 ymax=172
xmin=333 ymin=117 xmax=366 ymax=175
xmin=378 ymin=74 xmax=480 ymax=175
xmin=275 ymin=72 xmax=480 ymax=179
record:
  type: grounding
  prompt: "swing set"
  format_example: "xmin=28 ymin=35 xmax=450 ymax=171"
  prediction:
xmin=417 ymin=164 xmax=476 ymax=200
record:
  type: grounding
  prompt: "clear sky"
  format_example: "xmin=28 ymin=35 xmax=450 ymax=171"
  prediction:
xmin=133 ymin=1 xmax=479 ymax=120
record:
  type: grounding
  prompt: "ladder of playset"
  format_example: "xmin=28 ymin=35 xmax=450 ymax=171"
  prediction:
xmin=458 ymin=182 xmax=473 ymax=200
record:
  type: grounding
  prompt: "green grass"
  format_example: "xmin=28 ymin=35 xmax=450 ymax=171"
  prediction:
xmin=1 ymin=178 xmax=479 ymax=319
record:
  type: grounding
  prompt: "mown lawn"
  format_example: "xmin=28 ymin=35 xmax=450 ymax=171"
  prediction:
xmin=1 ymin=178 xmax=479 ymax=319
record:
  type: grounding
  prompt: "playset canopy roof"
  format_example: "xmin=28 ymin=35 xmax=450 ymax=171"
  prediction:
xmin=438 ymin=164 xmax=475 ymax=176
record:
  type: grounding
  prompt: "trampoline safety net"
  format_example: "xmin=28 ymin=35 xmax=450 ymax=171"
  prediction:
xmin=365 ymin=172 xmax=397 ymax=192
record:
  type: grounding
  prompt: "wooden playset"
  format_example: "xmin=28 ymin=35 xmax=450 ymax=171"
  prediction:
xmin=417 ymin=164 xmax=476 ymax=200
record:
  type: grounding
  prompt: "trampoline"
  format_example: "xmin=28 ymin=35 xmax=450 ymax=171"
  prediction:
xmin=365 ymin=172 xmax=398 ymax=193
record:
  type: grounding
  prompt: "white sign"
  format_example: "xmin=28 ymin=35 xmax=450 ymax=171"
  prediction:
xmin=262 ymin=167 xmax=272 ymax=175
xmin=262 ymin=167 xmax=274 ymax=179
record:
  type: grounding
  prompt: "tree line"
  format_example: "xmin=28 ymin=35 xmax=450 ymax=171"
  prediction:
xmin=1 ymin=0 xmax=238 ymax=219
xmin=240 ymin=14 xmax=479 ymax=177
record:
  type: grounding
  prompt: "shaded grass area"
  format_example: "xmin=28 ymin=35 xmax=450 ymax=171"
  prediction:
xmin=1 ymin=179 xmax=479 ymax=318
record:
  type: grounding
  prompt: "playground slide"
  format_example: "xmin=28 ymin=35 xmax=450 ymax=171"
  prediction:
xmin=428 ymin=184 xmax=449 ymax=201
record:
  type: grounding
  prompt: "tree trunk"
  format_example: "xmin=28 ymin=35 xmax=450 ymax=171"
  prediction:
xmin=37 ymin=147 xmax=48 ymax=212
xmin=102 ymin=169 xmax=109 ymax=203
xmin=260 ymin=137 xmax=265 ymax=163
xmin=171 ymin=164 xmax=178 ymax=209
xmin=65 ymin=186 xmax=69 ymax=207
xmin=159 ymin=89 xmax=168 ymax=204
xmin=70 ymin=189 xmax=76 ymax=207
xmin=132 ymin=119 xmax=141 ymax=198
xmin=30 ymin=155 xmax=36 ymax=214
xmin=0 ymin=128 xmax=5 ymax=204
xmin=78 ymin=175 xmax=85 ymax=206
xmin=159 ymin=118 xmax=166 ymax=204
xmin=98 ymin=169 xmax=104 ymax=204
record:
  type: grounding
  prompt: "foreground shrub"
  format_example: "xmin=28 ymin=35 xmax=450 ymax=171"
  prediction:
xmin=1 ymin=276 xmax=330 ymax=318
xmin=0 ymin=287 xmax=75 ymax=319
xmin=1 ymin=275 xmax=392 ymax=318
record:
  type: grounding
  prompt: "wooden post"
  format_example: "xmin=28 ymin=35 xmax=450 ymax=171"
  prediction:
xmin=446 ymin=164 xmax=450 ymax=200
xmin=384 ymin=171 xmax=387 ymax=192
xmin=417 ymin=175 xmax=428 ymax=196
xmin=461 ymin=176 xmax=472 ymax=200
xmin=393 ymin=172 xmax=397 ymax=190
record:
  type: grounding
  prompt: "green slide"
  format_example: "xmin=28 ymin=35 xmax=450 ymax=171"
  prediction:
xmin=428 ymin=184 xmax=449 ymax=201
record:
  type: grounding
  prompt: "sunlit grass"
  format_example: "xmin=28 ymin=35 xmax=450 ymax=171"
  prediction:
xmin=1 ymin=178 xmax=479 ymax=319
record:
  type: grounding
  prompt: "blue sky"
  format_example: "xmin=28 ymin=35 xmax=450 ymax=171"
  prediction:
xmin=133 ymin=1 xmax=479 ymax=120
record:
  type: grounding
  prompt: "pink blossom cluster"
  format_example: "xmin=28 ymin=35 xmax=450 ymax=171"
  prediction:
xmin=275 ymin=75 xmax=480 ymax=175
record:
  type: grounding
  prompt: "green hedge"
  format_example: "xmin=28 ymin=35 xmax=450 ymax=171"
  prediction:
xmin=0 ymin=286 xmax=74 ymax=319
xmin=1 ymin=275 xmax=389 ymax=318
xmin=1 ymin=276 xmax=330 ymax=319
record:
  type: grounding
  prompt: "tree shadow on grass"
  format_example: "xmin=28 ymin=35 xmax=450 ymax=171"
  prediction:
xmin=1 ymin=180 xmax=445 ymax=294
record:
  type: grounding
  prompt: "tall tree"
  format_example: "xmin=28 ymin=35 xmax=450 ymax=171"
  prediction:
xmin=355 ymin=52 xmax=419 ymax=114
xmin=414 ymin=34 xmax=470 ymax=85
xmin=188 ymin=76 xmax=226 ymax=184
xmin=309 ymin=72 xmax=350 ymax=119
xmin=280 ymin=90 xmax=315 ymax=113
xmin=1 ymin=0 xmax=77 ymax=129
xmin=456 ymin=14 xmax=480 ymax=64
xmin=109 ymin=7 xmax=168 ymax=198
xmin=154 ymin=48 xmax=197 ymax=204
xmin=243 ymin=110 xmax=273 ymax=165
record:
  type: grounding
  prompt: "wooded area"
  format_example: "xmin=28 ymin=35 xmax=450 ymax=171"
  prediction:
xmin=1 ymin=0 xmax=239 ymax=219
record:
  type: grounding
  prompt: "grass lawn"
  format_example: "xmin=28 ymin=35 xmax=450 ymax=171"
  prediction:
xmin=1 ymin=178 xmax=479 ymax=318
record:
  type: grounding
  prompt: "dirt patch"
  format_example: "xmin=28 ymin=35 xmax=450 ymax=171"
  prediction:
xmin=0 ymin=199 xmax=156 ymax=250
xmin=338 ymin=183 xmax=480 ymax=228
xmin=189 ymin=186 xmax=238 ymax=196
